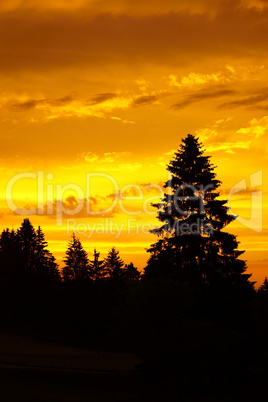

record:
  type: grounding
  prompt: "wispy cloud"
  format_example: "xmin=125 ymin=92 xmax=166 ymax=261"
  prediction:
xmin=10 ymin=96 xmax=74 ymax=111
xmin=77 ymin=151 xmax=143 ymax=171
xmin=88 ymin=93 xmax=117 ymax=105
xmin=168 ymin=71 xmax=229 ymax=88
xmin=5 ymin=93 xmax=134 ymax=122
xmin=172 ymin=88 xmax=235 ymax=109
xmin=131 ymin=94 xmax=159 ymax=107
xmin=194 ymin=115 xmax=268 ymax=153
xmin=12 ymin=194 xmax=121 ymax=219
xmin=78 ymin=151 xmax=131 ymax=164
xmin=4 ymin=89 xmax=168 ymax=122
xmin=205 ymin=141 xmax=251 ymax=153
xmin=237 ymin=116 xmax=268 ymax=138
xmin=219 ymin=88 xmax=268 ymax=109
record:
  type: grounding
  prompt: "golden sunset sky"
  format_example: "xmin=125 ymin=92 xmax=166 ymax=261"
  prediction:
xmin=0 ymin=0 xmax=267 ymax=284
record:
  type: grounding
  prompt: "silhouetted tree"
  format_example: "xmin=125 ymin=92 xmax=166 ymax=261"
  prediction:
xmin=123 ymin=262 xmax=141 ymax=280
xmin=258 ymin=277 xmax=268 ymax=294
xmin=104 ymin=247 xmax=125 ymax=280
xmin=0 ymin=219 xmax=59 ymax=282
xmin=0 ymin=228 xmax=21 ymax=280
xmin=62 ymin=233 xmax=90 ymax=281
xmin=35 ymin=226 xmax=60 ymax=280
xmin=89 ymin=248 xmax=106 ymax=281
xmin=144 ymin=134 xmax=252 ymax=289
xmin=0 ymin=228 xmax=18 ymax=252
xmin=17 ymin=218 xmax=37 ymax=274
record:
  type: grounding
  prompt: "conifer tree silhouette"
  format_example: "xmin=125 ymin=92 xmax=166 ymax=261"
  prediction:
xmin=62 ymin=233 xmax=90 ymax=281
xmin=144 ymin=134 xmax=252 ymax=289
xmin=35 ymin=226 xmax=60 ymax=280
xmin=0 ymin=219 xmax=59 ymax=281
xmin=0 ymin=228 xmax=21 ymax=280
xmin=258 ymin=277 xmax=268 ymax=294
xmin=104 ymin=247 xmax=125 ymax=280
xmin=17 ymin=218 xmax=37 ymax=274
xmin=89 ymin=248 xmax=105 ymax=281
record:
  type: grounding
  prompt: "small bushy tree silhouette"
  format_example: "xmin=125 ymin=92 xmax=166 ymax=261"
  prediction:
xmin=123 ymin=263 xmax=141 ymax=280
xmin=144 ymin=134 xmax=253 ymax=289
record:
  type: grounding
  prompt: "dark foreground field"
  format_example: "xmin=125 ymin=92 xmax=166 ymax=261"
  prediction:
xmin=0 ymin=331 xmax=267 ymax=402
xmin=0 ymin=331 xmax=145 ymax=402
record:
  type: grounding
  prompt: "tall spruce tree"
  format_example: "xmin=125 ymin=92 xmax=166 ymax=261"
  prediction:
xmin=62 ymin=234 xmax=90 ymax=281
xmin=144 ymin=134 xmax=252 ymax=289
xmin=17 ymin=218 xmax=37 ymax=274
xmin=35 ymin=226 xmax=60 ymax=280
xmin=89 ymin=248 xmax=106 ymax=281
xmin=104 ymin=247 xmax=125 ymax=280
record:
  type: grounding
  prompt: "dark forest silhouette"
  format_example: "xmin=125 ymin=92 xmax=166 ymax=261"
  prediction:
xmin=0 ymin=134 xmax=268 ymax=400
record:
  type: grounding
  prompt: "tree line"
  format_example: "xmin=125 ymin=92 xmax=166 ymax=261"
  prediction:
xmin=0 ymin=219 xmax=141 ymax=284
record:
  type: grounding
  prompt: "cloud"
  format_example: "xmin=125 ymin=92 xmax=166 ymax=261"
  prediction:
xmin=0 ymin=0 xmax=233 ymax=14
xmin=3 ymin=88 xmax=167 ymax=122
xmin=219 ymin=88 xmax=268 ymax=109
xmin=195 ymin=119 xmax=233 ymax=142
xmin=169 ymin=65 xmax=263 ymax=92
xmin=2 ymin=0 xmax=263 ymax=16
xmin=10 ymin=96 xmax=74 ymax=111
xmin=195 ymin=128 xmax=219 ymax=142
xmin=107 ymin=182 xmax=164 ymax=200
xmin=236 ymin=116 xmax=268 ymax=138
xmin=168 ymin=71 xmax=229 ymax=88
xmin=5 ymin=93 xmax=134 ymax=122
xmin=220 ymin=187 xmax=263 ymax=200
xmin=0 ymin=0 xmax=89 ymax=12
xmin=5 ymin=85 xmax=173 ymax=122
xmin=1 ymin=5 xmax=268 ymax=72
xmin=77 ymin=151 xmax=142 ymax=171
xmin=12 ymin=195 xmax=121 ymax=219
xmin=172 ymin=88 xmax=235 ymax=109
xmin=88 ymin=93 xmax=117 ymax=105
xmin=135 ymin=79 xmax=151 ymax=91
xmin=205 ymin=141 xmax=251 ymax=153
xmin=194 ymin=115 xmax=268 ymax=154
xmin=131 ymin=94 xmax=159 ymax=107
xmin=78 ymin=151 xmax=131 ymax=164
xmin=226 ymin=65 xmax=236 ymax=74
xmin=11 ymin=99 xmax=44 ymax=111
xmin=185 ymin=113 xmax=268 ymax=158
xmin=240 ymin=0 xmax=268 ymax=10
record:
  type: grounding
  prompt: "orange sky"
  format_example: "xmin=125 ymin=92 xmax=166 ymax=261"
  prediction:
xmin=0 ymin=0 xmax=267 ymax=285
